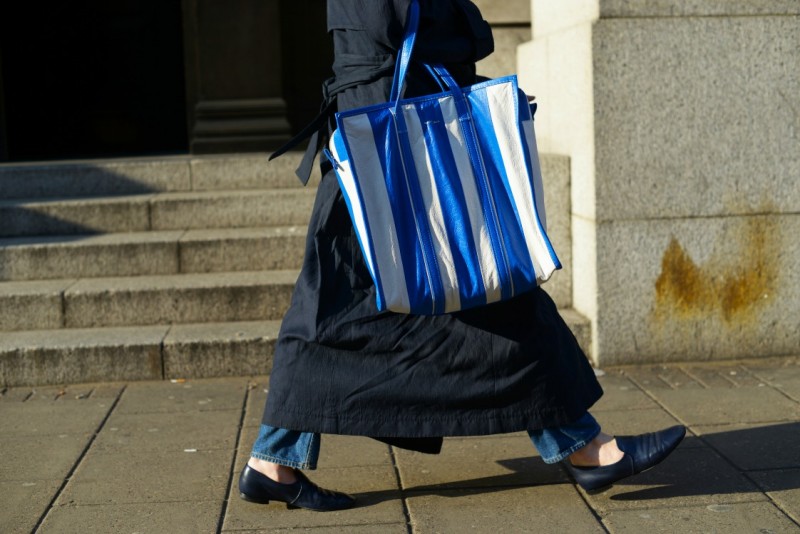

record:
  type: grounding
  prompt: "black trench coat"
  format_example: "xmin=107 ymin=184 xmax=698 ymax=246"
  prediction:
xmin=261 ymin=0 xmax=602 ymax=451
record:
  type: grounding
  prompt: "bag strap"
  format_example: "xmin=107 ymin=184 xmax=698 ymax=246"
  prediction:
xmin=389 ymin=0 xmax=422 ymax=103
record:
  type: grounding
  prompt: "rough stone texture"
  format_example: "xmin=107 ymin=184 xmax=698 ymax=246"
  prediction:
xmin=693 ymin=422 xmax=800 ymax=471
xmin=750 ymin=468 xmax=800 ymax=520
xmin=150 ymin=188 xmax=315 ymax=230
xmin=594 ymin=215 xmax=800 ymax=364
xmin=406 ymin=485 xmax=604 ymax=533
xmin=190 ymin=152 xmax=305 ymax=191
xmin=39 ymin=501 xmax=223 ymax=534
xmin=163 ymin=321 xmax=280 ymax=378
xmin=63 ymin=270 xmax=298 ymax=328
xmin=647 ymin=386 xmax=800 ymax=426
xmin=599 ymin=0 xmax=800 ymax=18
xmin=560 ymin=308 xmax=591 ymax=357
xmin=473 ymin=0 xmax=530 ymax=24
xmin=477 ymin=27 xmax=531 ymax=79
xmin=0 ymin=232 xmax=182 ymax=281
xmin=593 ymin=16 xmax=800 ymax=221
xmin=0 ymin=480 xmax=62 ymax=534
xmin=521 ymin=5 xmax=800 ymax=365
xmin=0 ymin=326 xmax=166 ymax=387
xmin=540 ymin=154 xmax=571 ymax=308
xmin=56 ymin=448 xmax=232 ymax=505
xmin=583 ymin=446 xmax=766 ymax=511
xmin=114 ymin=378 xmax=248 ymax=415
xmin=0 ymin=279 xmax=73 ymax=331
xmin=2 ymin=364 xmax=799 ymax=532
xmin=603 ymin=502 xmax=799 ymax=534
xmin=0 ymin=157 xmax=191 ymax=200
xmin=0 ymin=195 xmax=152 ymax=237
xmin=179 ymin=226 xmax=306 ymax=273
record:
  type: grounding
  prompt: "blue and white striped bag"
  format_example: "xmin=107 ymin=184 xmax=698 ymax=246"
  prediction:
xmin=324 ymin=0 xmax=560 ymax=315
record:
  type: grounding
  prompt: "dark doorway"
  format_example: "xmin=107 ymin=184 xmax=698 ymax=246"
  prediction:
xmin=0 ymin=1 xmax=188 ymax=162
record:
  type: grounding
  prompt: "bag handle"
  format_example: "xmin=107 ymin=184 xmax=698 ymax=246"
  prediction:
xmin=389 ymin=0 xmax=422 ymax=103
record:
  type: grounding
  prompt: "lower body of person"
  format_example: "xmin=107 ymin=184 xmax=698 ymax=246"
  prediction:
xmin=238 ymin=169 xmax=685 ymax=511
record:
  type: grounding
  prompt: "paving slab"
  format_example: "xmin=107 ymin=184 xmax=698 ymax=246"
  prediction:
xmin=0 ymin=434 xmax=92 ymax=482
xmin=113 ymin=377 xmax=248 ymax=415
xmin=406 ymin=484 xmax=603 ymax=533
xmin=603 ymin=502 xmax=800 ymax=533
xmin=0 ymin=325 xmax=167 ymax=386
xmin=693 ymin=422 xmax=800 ymax=471
xmin=94 ymin=409 xmax=240 ymax=452
xmin=749 ymin=468 xmax=800 ymax=521
xmin=63 ymin=270 xmax=297 ymax=327
xmin=0 ymin=231 xmax=182 ymax=281
xmin=179 ymin=226 xmax=306 ymax=273
xmin=223 ymin=465 xmax=406 ymax=531
xmin=592 ymin=372 xmax=660 ymax=412
xmin=38 ymin=501 xmax=223 ymax=534
xmin=620 ymin=365 xmax=705 ymax=390
xmin=394 ymin=436 xmax=566 ymax=491
xmin=56 ymin=448 xmax=233 ymax=505
xmin=583 ymin=446 xmax=766 ymax=512
xmin=163 ymin=321 xmax=280 ymax=378
xmin=0 ymin=480 xmax=62 ymax=534
xmin=242 ymin=377 xmax=270 ymax=428
xmin=0 ymin=398 xmax=115 ymax=436
xmin=222 ymin=523 xmax=409 ymax=534
xmin=746 ymin=358 xmax=800 ymax=402
xmin=647 ymin=385 xmax=800 ymax=426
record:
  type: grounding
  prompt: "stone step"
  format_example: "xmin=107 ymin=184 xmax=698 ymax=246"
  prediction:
xmin=0 ymin=321 xmax=281 ymax=387
xmin=0 ymin=152 xmax=306 ymax=200
xmin=0 ymin=226 xmax=307 ymax=281
xmin=0 ymin=309 xmax=591 ymax=387
xmin=0 ymin=188 xmax=316 ymax=237
xmin=0 ymin=271 xmax=298 ymax=331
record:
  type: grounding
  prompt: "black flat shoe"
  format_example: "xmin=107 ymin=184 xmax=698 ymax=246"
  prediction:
xmin=238 ymin=464 xmax=355 ymax=511
xmin=563 ymin=425 xmax=686 ymax=492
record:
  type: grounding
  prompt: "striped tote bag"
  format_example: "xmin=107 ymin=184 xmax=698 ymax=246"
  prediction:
xmin=324 ymin=1 xmax=560 ymax=315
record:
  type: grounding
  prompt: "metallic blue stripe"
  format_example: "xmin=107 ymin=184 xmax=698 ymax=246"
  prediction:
xmin=416 ymin=99 xmax=486 ymax=310
xmin=468 ymin=87 xmax=537 ymax=294
xmin=391 ymin=106 xmax=445 ymax=314
xmin=450 ymin=85 xmax=514 ymax=301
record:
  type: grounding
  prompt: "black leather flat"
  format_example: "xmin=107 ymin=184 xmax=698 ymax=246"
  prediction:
xmin=238 ymin=464 xmax=355 ymax=511
xmin=563 ymin=425 xmax=686 ymax=492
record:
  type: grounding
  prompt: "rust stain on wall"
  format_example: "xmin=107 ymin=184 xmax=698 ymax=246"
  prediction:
xmin=654 ymin=217 xmax=778 ymax=323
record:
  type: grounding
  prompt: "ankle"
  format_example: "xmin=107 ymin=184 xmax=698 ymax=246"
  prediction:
xmin=248 ymin=457 xmax=298 ymax=484
xmin=568 ymin=432 xmax=623 ymax=467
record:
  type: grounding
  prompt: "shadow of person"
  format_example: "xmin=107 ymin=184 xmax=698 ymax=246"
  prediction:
xmin=604 ymin=422 xmax=800 ymax=501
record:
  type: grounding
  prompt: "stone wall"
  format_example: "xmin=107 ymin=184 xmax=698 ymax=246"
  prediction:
xmin=518 ymin=1 xmax=800 ymax=364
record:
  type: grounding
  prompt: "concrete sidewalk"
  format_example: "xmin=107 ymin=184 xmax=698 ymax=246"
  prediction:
xmin=2 ymin=358 xmax=799 ymax=533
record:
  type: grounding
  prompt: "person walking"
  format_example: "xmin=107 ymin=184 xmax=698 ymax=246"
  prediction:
xmin=238 ymin=0 xmax=685 ymax=512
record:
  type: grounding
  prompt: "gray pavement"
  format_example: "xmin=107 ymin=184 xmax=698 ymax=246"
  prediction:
xmin=2 ymin=357 xmax=799 ymax=533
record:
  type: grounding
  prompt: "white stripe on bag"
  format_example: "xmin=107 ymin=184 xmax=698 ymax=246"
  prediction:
xmin=439 ymin=95 xmax=502 ymax=304
xmin=485 ymin=82 xmax=555 ymax=279
xmin=340 ymin=114 xmax=412 ymax=313
xmin=404 ymin=103 xmax=461 ymax=313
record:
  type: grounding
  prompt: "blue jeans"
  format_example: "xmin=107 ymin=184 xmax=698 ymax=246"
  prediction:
xmin=252 ymin=412 xmax=600 ymax=468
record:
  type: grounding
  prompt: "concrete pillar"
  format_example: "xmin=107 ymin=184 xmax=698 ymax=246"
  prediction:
xmin=518 ymin=1 xmax=800 ymax=365
xmin=182 ymin=0 xmax=292 ymax=153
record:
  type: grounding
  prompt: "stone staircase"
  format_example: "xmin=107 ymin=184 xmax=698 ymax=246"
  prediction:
xmin=0 ymin=153 xmax=590 ymax=387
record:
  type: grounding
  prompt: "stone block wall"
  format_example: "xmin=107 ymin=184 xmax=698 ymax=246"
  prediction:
xmin=518 ymin=1 xmax=800 ymax=364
